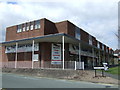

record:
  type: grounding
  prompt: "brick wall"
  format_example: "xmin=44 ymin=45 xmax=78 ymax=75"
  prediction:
xmin=55 ymin=21 xmax=68 ymax=34
xmin=1 ymin=46 xmax=8 ymax=62
xmin=80 ymin=29 xmax=89 ymax=43
xmin=6 ymin=19 xmax=45 ymax=41
xmin=92 ymin=36 xmax=97 ymax=47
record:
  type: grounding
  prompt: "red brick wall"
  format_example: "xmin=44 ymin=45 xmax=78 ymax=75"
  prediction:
xmin=80 ymin=29 xmax=89 ymax=43
xmin=44 ymin=19 xmax=58 ymax=35
xmin=6 ymin=19 xmax=45 ymax=41
xmin=5 ymin=19 xmax=82 ymax=42
xmin=55 ymin=21 xmax=68 ymax=34
xmin=67 ymin=21 xmax=75 ymax=37
xmin=99 ymin=42 xmax=102 ymax=49
xmin=92 ymin=36 xmax=97 ymax=47
xmin=40 ymin=42 xmax=51 ymax=62
xmin=107 ymin=47 xmax=109 ymax=53
xmin=6 ymin=26 xmax=17 ymax=41
xmin=1 ymin=46 xmax=8 ymax=62
xmin=104 ymin=45 xmax=106 ymax=52
xmin=64 ymin=43 xmax=70 ymax=61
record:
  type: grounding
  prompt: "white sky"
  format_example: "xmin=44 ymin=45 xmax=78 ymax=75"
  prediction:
xmin=0 ymin=0 xmax=119 ymax=50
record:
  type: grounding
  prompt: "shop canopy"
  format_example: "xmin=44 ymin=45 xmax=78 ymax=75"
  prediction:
xmin=2 ymin=33 xmax=98 ymax=51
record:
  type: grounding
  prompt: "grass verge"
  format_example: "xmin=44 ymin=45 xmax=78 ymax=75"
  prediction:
xmin=105 ymin=66 xmax=120 ymax=75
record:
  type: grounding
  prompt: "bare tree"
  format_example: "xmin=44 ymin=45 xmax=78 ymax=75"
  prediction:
xmin=118 ymin=27 xmax=120 ymax=49
xmin=114 ymin=27 xmax=120 ymax=49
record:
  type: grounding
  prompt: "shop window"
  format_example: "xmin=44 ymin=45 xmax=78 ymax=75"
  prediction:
xmin=35 ymin=20 xmax=40 ymax=29
xmin=33 ymin=54 xmax=39 ymax=61
xmin=5 ymin=43 xmax=39 ymax=53
xmin=17 ymin=25 xmax=22 ymax=33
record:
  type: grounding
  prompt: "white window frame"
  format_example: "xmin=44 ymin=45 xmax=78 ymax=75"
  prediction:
xmin=26 ymin=23 xmax=30 ymax=31
xmin=89 ymin=35 xmax=92 ymax=45
xmin=35 ymin=20 xmax=40 ymax=29
xmin=17 ymin=25 xmax=22 ymax=33
xmin=75 ymin=27 xmax=80 ymax=40
xmin=23 ymin=24 xmax=26 ymax=32
xmin=106 ymin=48 xmax=108 ymax=53
xmin=26 ymin=25 xmax=29 ymax=31
xmin=102 ymin=45 xmax=104 ymax=50
xmin=30 ymin=24 xmax=33 ymax=30
xmin=97 ymin=42 xmax=100 ymax=48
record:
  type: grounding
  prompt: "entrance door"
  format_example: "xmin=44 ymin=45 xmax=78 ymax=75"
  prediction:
xmin=81 ymin=56 xmax=88 ymax=68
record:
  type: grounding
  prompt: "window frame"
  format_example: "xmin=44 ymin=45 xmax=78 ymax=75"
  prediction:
xmin=89 ymin=35 xmax=92 ymax=45
xmin=17 ymin=25 xmax=22 ymax=33
xmin=35 ymin=20 xmax=40 ymax=29
xmin=97 ymin=42 xmax=100 ymax=48
xmin=26 ymin=23 xmax=29 ymax=31
xmin=102 ymin=44 xmax=104 ymax=50
xmin=75 ymin=27 xmax=80 ymax=40
xmin=30 ymin=22 xmax=34 ymax=30
xmin=22 ymin=24 xmax=26 ymax=32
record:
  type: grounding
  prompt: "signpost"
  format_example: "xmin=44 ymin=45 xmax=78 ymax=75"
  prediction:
xmin=94 ymin=63 xmax=108 ymax=77
xmin=94 ymin=67 xmax=105 ymax=77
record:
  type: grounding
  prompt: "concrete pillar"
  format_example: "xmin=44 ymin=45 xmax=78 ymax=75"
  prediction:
xmin=15 ymin=42 xmax=18 ymax=68
xmin=32 ymin=40 xmax=34 ymax=69
xmin=99 ymin=50 xmax=101 ymax=66
xmin=79 ymin=43 xmax=82 ymax=69
xmin=104 ymin=52 xmax=105 ymax=63
xmin=92 ymin=48 xmax=94 ymax=67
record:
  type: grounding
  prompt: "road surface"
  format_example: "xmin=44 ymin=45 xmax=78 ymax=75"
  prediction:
xmin=2 ymin=73 xmax=118 ymax=88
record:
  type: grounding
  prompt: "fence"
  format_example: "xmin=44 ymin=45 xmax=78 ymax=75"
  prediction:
xmin=0 ymin=61 xmax=84 ymax=70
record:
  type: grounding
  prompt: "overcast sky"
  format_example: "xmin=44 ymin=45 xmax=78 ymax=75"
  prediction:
xmin=0 ymin=0 xmax=119 ymax=50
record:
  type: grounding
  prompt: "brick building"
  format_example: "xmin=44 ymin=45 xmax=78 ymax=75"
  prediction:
xmin=1 ymin=18 xmax=114 ymax=69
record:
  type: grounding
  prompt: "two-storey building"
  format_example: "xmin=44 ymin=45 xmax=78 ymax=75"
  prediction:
xmin=1 ymin=18 xmax=114 ymax=69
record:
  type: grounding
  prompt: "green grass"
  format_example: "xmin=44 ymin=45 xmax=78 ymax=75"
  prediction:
xmin=105 ymin=66 xmax=120 ymax=75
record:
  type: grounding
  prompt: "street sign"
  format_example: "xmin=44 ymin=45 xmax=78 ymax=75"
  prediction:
xmin=93 ymin=63 xmax=108 ymax=77
xmin=94 ymin=67 xmax=104 ymax=69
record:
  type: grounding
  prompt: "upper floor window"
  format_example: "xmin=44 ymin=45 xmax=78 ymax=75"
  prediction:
xmin=30 ymin=22 xmax=34 ymax=30
xmin=22 ymin=24 xmax=26 ymax=32
xmin=75 ymin=27 xmax=80 ymax=40
xmin=102 ymin=44 xmax=104 ymax=50
xmin=26 ymin=23 xmax=29 ymax=31
xmin=17 ymin=25 xmax=22 ymax=33
xmin=106 ymin=48 xmax=108 ymax=53
xmin=97 ymin=42 xmax=100 ymax=48
xmin=35 ymin=20 xmax=40 ymax=29
xmin=89 ymin=35 xmax=92 ymax=45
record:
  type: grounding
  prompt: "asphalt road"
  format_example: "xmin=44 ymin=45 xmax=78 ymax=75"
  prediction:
xmin=2 ymin=73 xmax=118 ymax=88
